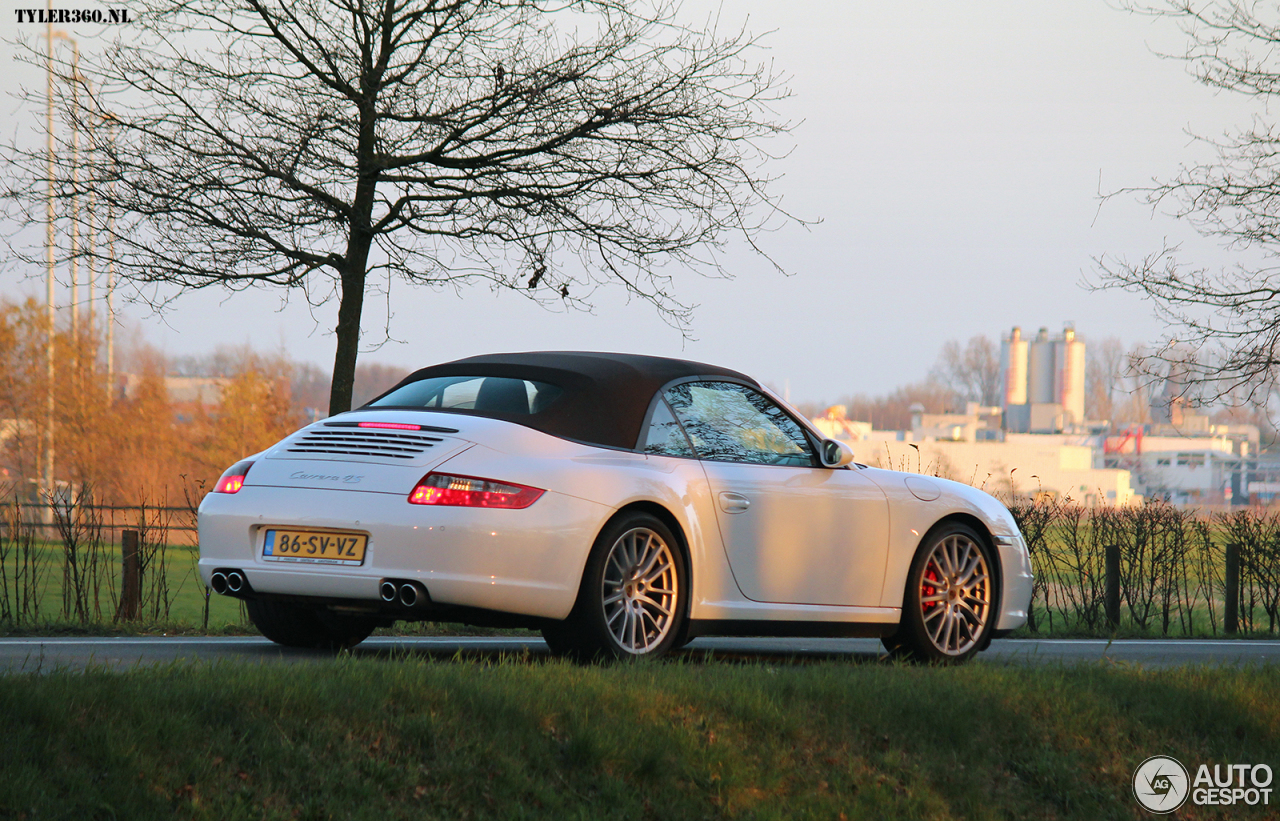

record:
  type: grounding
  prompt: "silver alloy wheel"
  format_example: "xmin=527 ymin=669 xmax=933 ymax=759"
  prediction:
xmin=918 ymin=532 xmax=991 ymax=656
xmin=600 ymin=526 xmax=679 ymax=654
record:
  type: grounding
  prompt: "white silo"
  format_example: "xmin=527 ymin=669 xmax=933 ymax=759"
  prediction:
xmin=1000 ymin=326 xmax=1028 ymax=408
xmin=1027 ymin=327 xmax=1055 ymax=404
xmin=1055 ymin=325 xmax=1086 ymax=425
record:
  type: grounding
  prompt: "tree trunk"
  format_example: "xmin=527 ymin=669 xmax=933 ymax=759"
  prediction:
xmin=327 ymin=94 xmax=381 ymax=417
xmin=327 ymin=264 xmax=367 ymax=416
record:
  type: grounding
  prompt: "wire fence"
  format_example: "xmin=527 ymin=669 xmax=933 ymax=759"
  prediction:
xmin=3 ymin=494 xmax=1280 ymax=635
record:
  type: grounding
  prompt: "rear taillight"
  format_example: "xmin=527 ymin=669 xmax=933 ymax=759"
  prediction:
xmin=213 ymin=460 xmax=255 ymax=494
xmin=408 ymin=473 xmax=544 ymax=509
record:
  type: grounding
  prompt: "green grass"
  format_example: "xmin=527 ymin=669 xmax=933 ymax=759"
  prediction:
xmin=1 ymin=658 xmax=1276 ymax=820
xmin=1009 ymin=622 xmax=1280 ymax=641
xmin=1017 ymin=603 xmax=1241 ymax=639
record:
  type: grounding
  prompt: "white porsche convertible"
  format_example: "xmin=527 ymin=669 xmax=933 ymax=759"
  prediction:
xmin=198 ymin=351 xmax=1032 ymax=662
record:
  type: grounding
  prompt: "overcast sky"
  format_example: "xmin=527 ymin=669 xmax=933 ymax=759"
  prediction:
xmin=0 ymin=1 xmax=1265 ymax=403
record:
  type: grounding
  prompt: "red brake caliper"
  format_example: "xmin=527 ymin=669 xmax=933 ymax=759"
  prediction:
xmin=922 ymin=561 xmax=940 ymax=614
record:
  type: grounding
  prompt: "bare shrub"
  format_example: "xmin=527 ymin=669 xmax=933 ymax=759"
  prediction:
xmin=1006 ymin=490 xmax=1278 ymax=636
xmin=50 ymin=486 xmax=116 ymax=623
xmin=1045 ymin=502 xmax=1108 ymax=632
xmin=182 ymin=477 xmax=210 ymax=632
xmin=1220 ymin=509 xmax=1280 ymax=633
xmin=0 ymin=498 xmax=50 ymax=625
xmin=133 ymin=495 xmax=175 ymax=622
xmin=1007 ymin=495 xmax=1058 ymax=633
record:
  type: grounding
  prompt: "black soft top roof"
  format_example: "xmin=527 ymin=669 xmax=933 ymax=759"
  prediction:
xmin=372 ymin=351 xmax=757 ymax=450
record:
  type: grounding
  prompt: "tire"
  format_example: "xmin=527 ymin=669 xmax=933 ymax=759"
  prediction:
xmin=246 ymin=599 xmax=378 ymax=650
xmin=542 ymin=512 xmax=689 ymax=661
xmin=889 ymin=523 xmax=997 ymax=664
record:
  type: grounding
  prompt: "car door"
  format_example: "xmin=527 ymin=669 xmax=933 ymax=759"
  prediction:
xmin=662 ymin=381 xmax=890 ymax=607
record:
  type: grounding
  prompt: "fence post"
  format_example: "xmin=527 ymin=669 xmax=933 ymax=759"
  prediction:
xmin=1224 ymin=542 xmax=1240 ymax=635
xmin=117 ymin=529 xmax=140 ymax=621
xmin=1105 ymin=543 xmax=1121 ymax=630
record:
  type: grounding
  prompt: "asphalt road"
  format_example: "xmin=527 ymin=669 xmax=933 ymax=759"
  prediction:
xmin=2 ymin=635 xmax=1279 ymax=674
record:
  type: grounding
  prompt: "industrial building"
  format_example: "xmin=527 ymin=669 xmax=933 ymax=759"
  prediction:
xmin=812 ymin=321 xmax=1279 ymax=507
xmin=1000 ymin=324 xmax=1085 ymax=433
xmin=815 ymin=399 xmax=1280 ymax=508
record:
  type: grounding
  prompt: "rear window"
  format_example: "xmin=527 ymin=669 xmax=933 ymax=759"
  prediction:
xmin=367 ymin=376 xmax=562 ymax=416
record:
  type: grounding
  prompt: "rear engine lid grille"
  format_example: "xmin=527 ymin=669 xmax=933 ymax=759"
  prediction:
xmin=284 ymin=428 xmax=445 ymax=459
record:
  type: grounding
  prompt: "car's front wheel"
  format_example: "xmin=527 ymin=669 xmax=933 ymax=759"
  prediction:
xmin=246 ymin=599 xmax=378 ymax=650
xmin=889 ymin=523 xmax=996 ymax=664
xmin=543 ymin=512 xmax=689 ymax=661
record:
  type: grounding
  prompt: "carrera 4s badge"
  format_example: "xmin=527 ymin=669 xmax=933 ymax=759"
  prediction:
xmin=290 ymin=471 xmax=364 ymax=484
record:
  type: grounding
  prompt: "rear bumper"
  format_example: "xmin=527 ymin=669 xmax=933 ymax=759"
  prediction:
xmin=198 ymin=485 xmax=611 ymax=620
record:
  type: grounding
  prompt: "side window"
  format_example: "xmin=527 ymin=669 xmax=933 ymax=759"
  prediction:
xmin=438 ymin=379 xmax=482 ymax=408
xmin=640 ymin=398 xmax=694 ymax=457
xmin=664 ymin=382 xmax=816 ymax=466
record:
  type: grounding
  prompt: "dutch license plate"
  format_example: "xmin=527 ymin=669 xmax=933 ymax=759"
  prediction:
xmin=263 ymin=529 xmax=367 ymax=565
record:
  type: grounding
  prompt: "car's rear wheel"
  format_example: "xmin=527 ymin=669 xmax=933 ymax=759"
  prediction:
xmin=246 ymin=599 xmax=378 ymax=650
xmin=542 ymin=512 xmax=688 ymax=661
xmin=889 ymin=523 xmax=996 ymax=664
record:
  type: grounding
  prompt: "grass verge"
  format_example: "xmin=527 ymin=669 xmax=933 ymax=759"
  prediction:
xmin=1 ymin=658 xmax=1276 ymax=820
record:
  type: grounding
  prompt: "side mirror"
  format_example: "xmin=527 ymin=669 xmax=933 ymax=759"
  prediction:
xmin=819 ymin=439 xmax=856 ymax=468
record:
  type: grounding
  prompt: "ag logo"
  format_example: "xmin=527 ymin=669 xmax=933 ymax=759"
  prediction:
xmin=1133 ymin=756 xmax=1190 ymax=813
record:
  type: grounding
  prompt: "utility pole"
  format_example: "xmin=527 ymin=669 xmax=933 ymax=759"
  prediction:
xmin=43 ymin=4 xmax=56 ymax=506
xmin=86 ymin=134 xmax=95 ymax=349
xmin=43 ymin=15 xmax=77 ymax=506
xmin=105 ymin=115 xmax=117 ymax=394
xmin=68 ymin=41 xmax=80 ymax=342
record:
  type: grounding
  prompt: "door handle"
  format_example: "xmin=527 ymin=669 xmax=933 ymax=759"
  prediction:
xmin=718 ymin=491 xmax=750 ymax=514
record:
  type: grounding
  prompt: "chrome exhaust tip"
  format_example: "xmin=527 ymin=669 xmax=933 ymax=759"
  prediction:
xmin=226 ymin=571 xmax=245 ymax=594
xmin=209 ymin=571 xmax=228 ymax=595
xmin=399 ymin=583 xmax=419 ymax=608
xmin=379 ymin=580 xmax=398 ymax=603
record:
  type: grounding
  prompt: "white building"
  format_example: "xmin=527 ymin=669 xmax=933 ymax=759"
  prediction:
xmin=0 ymin=418 xmax=35 ymax=449
xmin=814 ymin=406 xmax=1138 ymax=505
xmin=117 ymin=374 xmax=231 ymax=405
xmin=1103 ymin=425 xmax=1263 ymax=506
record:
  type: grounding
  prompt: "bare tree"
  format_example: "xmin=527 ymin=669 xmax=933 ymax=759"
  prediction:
xmin=1095 ymin=1 xmax=1280 ymax=408
xmin=1085 ymin=336 xmax=1125 ymax=422
xmin=1085 ymin=338 xmax=1159 ymax=425
xmin=929 ymin=335 xmax=1001 ymax=407
xmin=4 ymin=0 xmax=794 ymax=414
xmin=1212 ymin=395 xmax=1280 ymax=447
xmin=839 ymin=380 xmax=960 ymax=432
